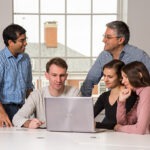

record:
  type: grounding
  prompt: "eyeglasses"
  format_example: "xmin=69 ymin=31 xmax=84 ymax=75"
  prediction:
xmin=16 ymin=37 xmax=27 ymax=43
xmin=103 ymin=34 xmax=121 ymax=39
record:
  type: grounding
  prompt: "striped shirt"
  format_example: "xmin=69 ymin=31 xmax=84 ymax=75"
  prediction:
xmin=0 ymin=47 xmax=34 ymax=104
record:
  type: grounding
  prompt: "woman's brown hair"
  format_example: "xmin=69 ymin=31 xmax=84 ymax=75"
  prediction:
xmin=122 ymin=61 xmax=150 ymax=87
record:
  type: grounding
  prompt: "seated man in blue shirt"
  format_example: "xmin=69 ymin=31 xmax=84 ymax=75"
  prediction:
xmin=81 ymin=20 xmax=150 ymax=96
xmin=0 ymin=24 xmax=34 ymax=127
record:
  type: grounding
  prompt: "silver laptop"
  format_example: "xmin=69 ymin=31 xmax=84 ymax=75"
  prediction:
xmin=45 ymin=97 xmax=106 ymax=133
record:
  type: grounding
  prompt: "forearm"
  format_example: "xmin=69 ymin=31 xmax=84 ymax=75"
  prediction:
xmin=0 ymin=103 xmax=3 ymax=113
xmin=0 ymin=102 xmax=8 ymax=119
xmin=81 ymin=80 xmax=93 ymax=96
xmin=0 ymin=102 xmax=5 ymax=112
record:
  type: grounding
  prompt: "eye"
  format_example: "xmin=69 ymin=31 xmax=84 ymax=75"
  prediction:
xmin=60 ymin=74 xmax=65 ymax=78
xmin=52 ymin=74 xmax=57 ymax=77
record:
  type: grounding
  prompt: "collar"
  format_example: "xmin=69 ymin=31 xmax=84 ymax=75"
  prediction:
xmin=118 ymin=44 xmax=131 ymax=59
xmin=4 ymin=47 xmax=23 ymax=60
xmin=122 ymin=44 xmax=130 ymax=52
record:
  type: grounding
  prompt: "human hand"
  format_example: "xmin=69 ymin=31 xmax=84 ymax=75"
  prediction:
xmin=28 ymin=118 xmax=45 ymax=129
xmin=119 ymin=88 xmax=131 ymax=102
xmin=0 ymin=115 xmax=12 ymax=127
xmin=0 ymin=104 xmax=12 ymax=127
xmin=114 ymin=124 xmax=122 ymax=131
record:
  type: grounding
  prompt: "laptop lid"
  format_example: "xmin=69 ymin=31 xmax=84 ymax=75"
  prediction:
xmin=45 ymin=97 xmax=97 ymax=132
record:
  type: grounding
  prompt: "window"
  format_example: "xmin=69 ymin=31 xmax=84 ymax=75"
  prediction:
xmin=13 ymin=0 xmax=122 ymax=95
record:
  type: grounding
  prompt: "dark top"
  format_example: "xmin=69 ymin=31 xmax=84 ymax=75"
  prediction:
xmin=94 ymin=90 xmax=137 ymax=129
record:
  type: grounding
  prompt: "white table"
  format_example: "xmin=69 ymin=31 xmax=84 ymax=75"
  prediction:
xmin=0 ymin=127 xmax=150 ymax=150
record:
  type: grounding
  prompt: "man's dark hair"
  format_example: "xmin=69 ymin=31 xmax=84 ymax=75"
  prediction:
xmin=3 ymin=24 xmax=26 ymax=46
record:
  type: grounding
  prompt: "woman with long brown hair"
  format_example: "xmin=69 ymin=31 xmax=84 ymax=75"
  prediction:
xmin=114 ymin=61 xmax=150 ymax=134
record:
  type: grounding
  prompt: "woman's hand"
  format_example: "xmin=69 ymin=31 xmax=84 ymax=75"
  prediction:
xmin=114 ymin=124 xmax=122 ymax=131
xmin=119 ymin=88 xmax=131 ymax=102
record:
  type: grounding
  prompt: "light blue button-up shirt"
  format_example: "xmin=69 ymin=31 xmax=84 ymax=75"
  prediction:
xmin=0 ymin=47 xmax=34 ymax=104
xmin=81 ymin=44 xmax=150 ymax=96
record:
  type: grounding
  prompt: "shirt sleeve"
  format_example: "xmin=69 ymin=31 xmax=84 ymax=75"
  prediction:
xmin=140 ymin=51 xmax=150 ymax=74
xmin=116 ymin=101 xmax=137 ymax=125
xmin=0 ymin=57 xmax=5 ymax=85
xmin=12 ymin=91 xmax=37 ymax=127
xmin=116 ymin=101 xmax=127 ymax=125
xmin=80 ymin=54 xmax=104 ymax=96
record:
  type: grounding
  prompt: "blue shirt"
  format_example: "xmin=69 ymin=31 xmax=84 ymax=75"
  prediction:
xmin=81 ymin=44 xmax=150 ymax=96
xmin=0 ymin=47 xmax=34 ymax=104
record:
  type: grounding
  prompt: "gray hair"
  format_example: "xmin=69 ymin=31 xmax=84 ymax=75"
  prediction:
xmin=106 ymin=20 xmax=130 ymax=45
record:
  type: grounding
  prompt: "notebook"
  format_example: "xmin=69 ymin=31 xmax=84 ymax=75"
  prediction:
xmin=45 ymin=97 xmax=106 ymax=133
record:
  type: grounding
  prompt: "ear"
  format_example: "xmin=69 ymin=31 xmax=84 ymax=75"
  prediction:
xmin=8 ymin=39 xmax=14 ymax=46
xmin=139 ymin=72 xmax=143 ymax=79
xmin=45 ymin=72 xmax=49 ymax=80
xmin=118 ymin=36 xmax=125 ymax=45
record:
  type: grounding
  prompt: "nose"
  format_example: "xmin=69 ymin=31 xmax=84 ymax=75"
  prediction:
xmin=121 ymin=78 xmax=125 ymax=84
xmin=102 ymin=37 xmax=106 ymax=43
xmin=24 ymin=41 xmax=27 ymax=46
xmin=102 ymin=36 xmax=107 ymax=43
xmin=56 ymin=76 xmax=61 ymax=82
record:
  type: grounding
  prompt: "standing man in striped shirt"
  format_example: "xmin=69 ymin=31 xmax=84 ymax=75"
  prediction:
xmin=0 ymin=24 xmax=34 ymax=127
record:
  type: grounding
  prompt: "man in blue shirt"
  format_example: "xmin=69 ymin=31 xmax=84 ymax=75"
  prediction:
xmin=0 ymin=24 xmax=34 ymax=126
xmin=81 ymin=20 xmax=150 ymax=96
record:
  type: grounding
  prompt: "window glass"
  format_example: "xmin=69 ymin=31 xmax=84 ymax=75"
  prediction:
xmin=93 ymin=0 xmax=117 ymax=13
xmin=67 ymin=58 xmax=91 ymax=72
xmin=14 ymin=15 xmax=39 ymax=43
xmin=31 ymin=58 xmax=40 ymax=72
xmin=92 ymin=15 xmax=117 ymax=57
xmin=25 ymin=43 xmax=40 ymax=57
xmin=13 ymin=0 xmax=120 ymax=91
xmin=14 ymin=0 xmax=38 ymax=13
xmin=67 ymin=0 xmax=91 ymax=13
xmin=41 ymin=58 xmax=50 ymax=72
xmin=14 ymin=15 xmax=39 ymax=57
xmin=40 ymin=0 xmax=65 ymax=13
xmin=67 ymin=15 xmax=91 ymax=57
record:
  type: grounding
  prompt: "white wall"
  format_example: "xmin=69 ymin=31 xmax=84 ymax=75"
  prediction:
xmin=127 ymin=0 xmax=150 ymax=55
xmin=0 ymin=0 xmax=13 ymax=49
